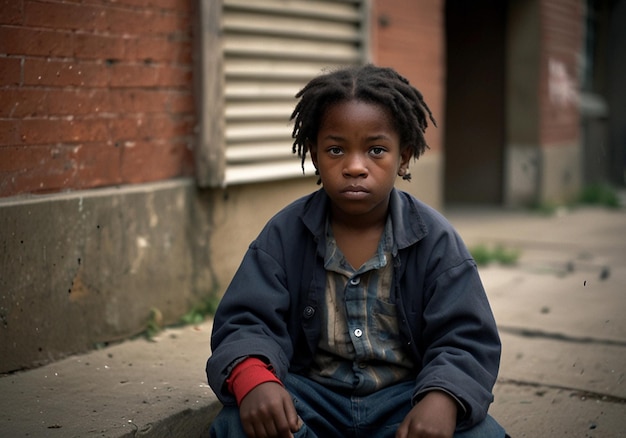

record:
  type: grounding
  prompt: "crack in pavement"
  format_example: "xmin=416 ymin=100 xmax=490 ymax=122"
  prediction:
xmin=496 ymin=378 xmax=626 ymax=404
xmin=498 ymin=325 xmax=626 ymax=347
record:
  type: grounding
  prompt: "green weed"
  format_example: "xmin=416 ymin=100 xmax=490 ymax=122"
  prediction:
xmin=179 ymin=294 xmax=221 ymax=325
xmin=144 ymin=307 xmax=163 ymax=340
xmin=470 ymin=244 xmax=521 ymax=266
xmin=577 ymin=183 xmax=621 ymax=208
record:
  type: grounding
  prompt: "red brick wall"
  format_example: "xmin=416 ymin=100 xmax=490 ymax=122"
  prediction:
xmin=539 ymin=0 xmax=584 ymax=146
xmin=371 ymin=0 xmax=444 ymax=152
xmin=0 ymin=0 xmax=196 ymax=198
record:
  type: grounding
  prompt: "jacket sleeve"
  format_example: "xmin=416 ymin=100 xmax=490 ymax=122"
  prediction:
xmin=206 ymin=241 xmax=294 ymax=405
xmin=411 ymin=231 xmax=501 ymax=430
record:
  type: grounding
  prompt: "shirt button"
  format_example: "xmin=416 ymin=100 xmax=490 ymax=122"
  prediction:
xmin=349 ymin=277 xmax=360 ymax=285
xmin=302 ymin=306 xmax=315 ymax=319
xmin=354 ymin=328 xmax=363 ymax=337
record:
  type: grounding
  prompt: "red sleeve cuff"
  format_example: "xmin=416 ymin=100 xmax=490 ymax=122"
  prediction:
xmin=226 ymin=357 xmax=282 ymax=405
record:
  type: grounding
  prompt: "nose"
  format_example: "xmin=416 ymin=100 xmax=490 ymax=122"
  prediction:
xmin=342 ymin=153 xmax=368 ymax=178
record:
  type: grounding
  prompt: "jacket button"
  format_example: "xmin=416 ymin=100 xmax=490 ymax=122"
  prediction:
xmin=303 ymin=306 xmax=315 ymax=318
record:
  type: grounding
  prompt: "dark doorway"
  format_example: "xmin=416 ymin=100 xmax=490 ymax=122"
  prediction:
xmin=444 ymin=0 xmax=507 ymax=204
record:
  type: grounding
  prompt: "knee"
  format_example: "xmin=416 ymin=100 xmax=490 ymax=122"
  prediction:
xmin=455 ymin=415 xmax=506 ymax=438
xmin=210 ymin=406 xmax=245 ymax=438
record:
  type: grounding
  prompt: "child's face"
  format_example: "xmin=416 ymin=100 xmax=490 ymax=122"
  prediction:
xmin=310 ymin=99 xmax=411 ymax=222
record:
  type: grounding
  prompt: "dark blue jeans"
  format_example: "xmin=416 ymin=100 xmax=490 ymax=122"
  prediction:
xmin=210 ymin=374 xmax=506 ymax=437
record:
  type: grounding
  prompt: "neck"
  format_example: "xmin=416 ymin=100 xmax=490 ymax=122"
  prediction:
xmin=330 ymin=205 xmax=388 ymax=232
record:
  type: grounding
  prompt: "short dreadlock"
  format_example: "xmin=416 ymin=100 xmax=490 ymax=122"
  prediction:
xmin=290 ymin=64 xmax=436 ymax=182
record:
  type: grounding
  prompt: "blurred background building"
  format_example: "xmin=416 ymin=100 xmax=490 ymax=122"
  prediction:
xmin=1 ymin=0 xmax=624 ymax=373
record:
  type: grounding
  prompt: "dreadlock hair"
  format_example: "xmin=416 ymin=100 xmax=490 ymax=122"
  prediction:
xmin=290 ymin=64 xmax=436 ymax=182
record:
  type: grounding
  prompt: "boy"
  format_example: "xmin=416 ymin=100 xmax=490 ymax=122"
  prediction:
xmin=207 ymin=65 xmax=507 ymax=437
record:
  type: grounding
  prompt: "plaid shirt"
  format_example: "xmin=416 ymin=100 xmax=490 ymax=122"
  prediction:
xmin=308 ymin=216 xmax=416 ymax=395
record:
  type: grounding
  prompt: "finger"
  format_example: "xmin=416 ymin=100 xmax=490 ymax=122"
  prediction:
xmin=241 ymin=418 xmax=256 ymax=438
xmin=283 ymin=398 xmax=301 ymax=433
xmin=251 ymin=419 xmax=268 ymax=438
xmin=269 ymin=409 xmax=293 ymax=437
xmin=261 ymin=420 xmax=277 ymax=438
xmin=395 ymin=419 xmax=408 ymax=438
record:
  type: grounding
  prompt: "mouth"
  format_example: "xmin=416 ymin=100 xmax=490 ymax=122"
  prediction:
xmin=340 ymin=185 xmax=369 ymax=199
xmin=341 ymin=185 xmax=369 ymax=193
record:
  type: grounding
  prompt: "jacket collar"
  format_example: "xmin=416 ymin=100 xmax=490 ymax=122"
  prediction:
xmin=388 ymin=188 xmax=428 ymax=250
xmin=300 ymin=188 xmax=428 ymax=253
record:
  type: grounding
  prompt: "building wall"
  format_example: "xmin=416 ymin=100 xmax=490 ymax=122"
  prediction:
xmin=538 ymin=0 xmax=583 ymax=146
xmin=0 ymin=179 xmax=215 ymax=372
xmin=537 ymin=0 xmax=584 ymax=203
xmin=0 ymin=0 xmax=195 ymax=197
xmin=0 ymin=0 xmax=200 ymax=373
xmin=505 ymin=0 xmax=585 ymax=206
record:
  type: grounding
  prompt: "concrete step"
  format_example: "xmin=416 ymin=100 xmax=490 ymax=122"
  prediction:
xmin=0 ymin=320 xmax=220 ymax=438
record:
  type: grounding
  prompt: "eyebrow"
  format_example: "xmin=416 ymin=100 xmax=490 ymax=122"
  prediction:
xmin=321 ymin=134 xmax=393 ymax=142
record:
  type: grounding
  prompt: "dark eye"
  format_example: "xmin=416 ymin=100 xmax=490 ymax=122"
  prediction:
xmin=328 ymin=147 xmax=343 ymax=156
xmin=370 ymin=147 xmax=386 ymax=156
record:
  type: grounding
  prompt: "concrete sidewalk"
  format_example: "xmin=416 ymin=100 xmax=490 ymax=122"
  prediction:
xmin=446 ymin=205 xmax=626 ymax=437
xmin=1 ymin=205 xmax=625 ymax=437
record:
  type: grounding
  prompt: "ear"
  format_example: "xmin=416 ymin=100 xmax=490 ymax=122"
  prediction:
xmin=398 ymin=148 xmax=412 ymax=177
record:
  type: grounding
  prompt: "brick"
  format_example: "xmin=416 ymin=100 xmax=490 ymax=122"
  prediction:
xmin=0 ymin=0 xmax=24 ymax=25
xmin=105 ymin=8 xmax=189 ymax=36
xmin=155 ymin=65 xmax=192 ymax=87
xmin=107 ymin=116 xmax=143 ymax=141
xmin=126 ymin=36 xmax=191 ymax=64
xmin=73 ymin=142 xmax=123 ymax=188
xmin=23 ymin=58 xmax=108 ymax=87
xmin=2 ymin=0 xmax=196 ymax=197
xmin=166 ymin=91 xmax=194 ymax=114
xmin=81 ymin=0 xmax=191 ymax=13
xmin=24 ymin=1 xmax=106 ymax=32
xmin=0 ymin=57 xmax=22 ymax=86
xmin=0 ymin=88 xmax=47 ymax=118
xmin=108 ymin=89 xmax=169 ymax=113
xmin=19 ymin=118 xmax=109 ymax=144
xmin=107 ymin=115 xmax=194 ymax=142
xmin=46 ymin=89 xmax=111 ymax=116
xmin=73 ymin=34 xmax=126 ymax=61
xmin=119 ymin=140 xmax=155 ymax=183
xmin=139 ymin=115 xmax=194 ymax=140
xmin=0 ymin=27 xmax=73 ymax=58
xmin=120 ymin=139 xmax=193 ymax=183
xmin=0 ymin=120 xmax=19 ymax=145
xmin=107 ymin=63 xmax=157 ymax=87
xmin=0 ymin=144 xmax=79 ymax=196
xmin=0 ymin=144 xmax=44 ymax=172
xmin=0 ymin=87 xmax=112 ymax=118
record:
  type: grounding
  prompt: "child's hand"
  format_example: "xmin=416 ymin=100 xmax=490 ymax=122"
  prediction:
xmin=239 ymin=381 xmax=303 ymax=438
xmin=395 ymin=390 xmax=457 ymax=438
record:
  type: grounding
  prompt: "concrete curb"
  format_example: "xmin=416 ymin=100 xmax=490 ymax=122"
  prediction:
xmin=0 ymin=321 xmax=220 ymax=437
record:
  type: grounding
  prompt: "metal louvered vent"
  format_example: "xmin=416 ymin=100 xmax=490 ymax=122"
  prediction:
xmin=218 ymin=0 xmax=367 ymax=185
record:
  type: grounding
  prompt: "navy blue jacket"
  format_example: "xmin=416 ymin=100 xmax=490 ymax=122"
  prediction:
xmin=206 ymin=188 xmax=501 ymax=429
